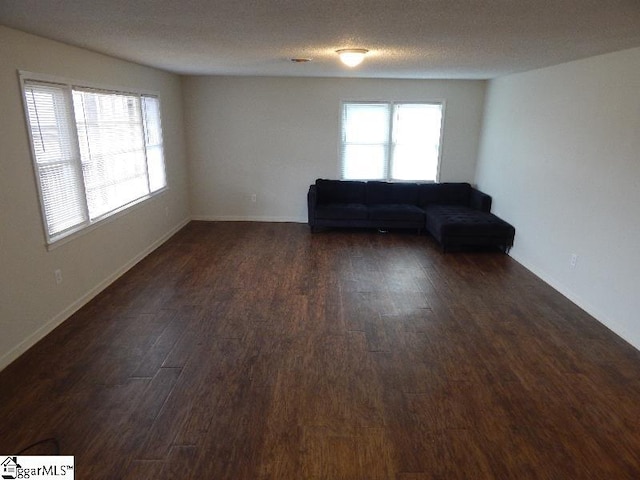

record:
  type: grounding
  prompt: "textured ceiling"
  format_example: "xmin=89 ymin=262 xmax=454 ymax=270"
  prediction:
xmin=2 ymin=0 xmax=640 ymax=79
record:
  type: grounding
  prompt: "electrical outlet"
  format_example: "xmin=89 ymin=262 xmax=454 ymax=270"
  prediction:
xmin=570 ymin=254 xmax=578 ymax=269
xmin=251 ymin=194 xmax=257 ymax=203
xmin=54 ymin=269 xmax=63 ymax=284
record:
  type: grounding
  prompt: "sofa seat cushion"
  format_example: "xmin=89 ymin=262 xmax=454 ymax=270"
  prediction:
xmin=315 ymin=203 xmax=368 ymax=220
xmin=368 ymin=204 xmax=425 ymax=222
xmin=426 ymin=205 xmax=515 ymax=238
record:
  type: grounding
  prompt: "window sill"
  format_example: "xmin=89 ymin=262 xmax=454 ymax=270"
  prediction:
xmin=46 ymin=187 xmax=168 ymax=251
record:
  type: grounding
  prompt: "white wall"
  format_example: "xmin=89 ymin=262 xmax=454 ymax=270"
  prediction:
xmin=0 ymin=26 xmax=191 ymax=370
xmin=475 ymin=47 xmax=640 ymax=348
xmin=184 ymin=76 xmax=486 ymax=222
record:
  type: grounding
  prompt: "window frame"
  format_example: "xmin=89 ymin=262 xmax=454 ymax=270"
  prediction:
xmin=339 ymin=100 xmax=445 ymax=183
xmin=19 ymin=71 xmax=167 ymax=248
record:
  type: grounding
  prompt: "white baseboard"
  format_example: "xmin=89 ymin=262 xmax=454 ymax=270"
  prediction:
xmin=0 ymin=217 xmax=191 ymax=372
xmin=191 ymin=215 xmax=306 ymax=223
xmin=509 ymin=250 xmax=640 ymax=351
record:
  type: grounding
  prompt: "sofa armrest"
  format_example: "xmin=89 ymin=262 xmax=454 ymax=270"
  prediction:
xmin=307 ymin=184 xmax=317 ymax=226
xmin=470 ymin=188 xmax=492 ymax=212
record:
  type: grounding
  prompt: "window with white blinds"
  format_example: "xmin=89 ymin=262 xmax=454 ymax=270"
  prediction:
xmin=340 ymin=102 xmax=443 ymax=182
xmin=21 ymin=76 xmax=166 ymax=244
xmin=23 ymin=83 xmax=89 ymax=238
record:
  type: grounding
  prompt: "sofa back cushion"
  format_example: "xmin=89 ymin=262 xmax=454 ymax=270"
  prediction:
xmin=419 ymin=182 xmax=471 ymax=207
xmin=315 ymin=179 xmax=366 ymax=204
xmin=366 ymin=181 xmax=419 ymax=205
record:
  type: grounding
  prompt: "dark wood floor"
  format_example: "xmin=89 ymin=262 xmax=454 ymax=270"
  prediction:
xmin=1 ymin=221 xmax=640 ymax=479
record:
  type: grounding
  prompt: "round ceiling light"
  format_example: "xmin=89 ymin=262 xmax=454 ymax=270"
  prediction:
xmin=336 ymin=48 xmax=369 ymax=67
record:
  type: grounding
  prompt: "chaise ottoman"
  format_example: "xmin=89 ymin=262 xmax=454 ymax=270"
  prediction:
xmin=425 ymin=204 xmax=515 ymax=253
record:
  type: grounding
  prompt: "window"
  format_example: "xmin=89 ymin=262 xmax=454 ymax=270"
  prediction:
xmin=21 ymin=76 xmax=166 ymax=244
xmin=340 ymin=102 xmax=443 ymax=182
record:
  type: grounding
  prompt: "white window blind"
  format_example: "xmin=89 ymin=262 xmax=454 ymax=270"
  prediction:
xmin=142 ymin=95 xmax=166 ymax=193
xmin=341 ymin=103 xmax=390 ymax=180
xmin=341 ymin=102 xmax=443 ymax=182
xmin=74 ymin=89 xmax=149 ymax=220
xmin=391 ymin=103 xmax=443 ymax=181
xmin=22 ymin=77 xmax=166 ymax=244
xmin=23 ymin=81 xmax=88 ymax=239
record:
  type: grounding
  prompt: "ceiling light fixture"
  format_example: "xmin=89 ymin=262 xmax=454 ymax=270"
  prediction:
xmin=336 ymin=48 xmax=369 ymax=67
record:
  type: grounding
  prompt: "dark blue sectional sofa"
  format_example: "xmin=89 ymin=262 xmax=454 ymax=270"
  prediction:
xmin=307 ymin=179 xmax=515 ymax=253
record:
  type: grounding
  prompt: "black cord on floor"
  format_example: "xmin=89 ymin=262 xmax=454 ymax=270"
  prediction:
xmin=16 ymin=437 xmax=60 ymax=455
